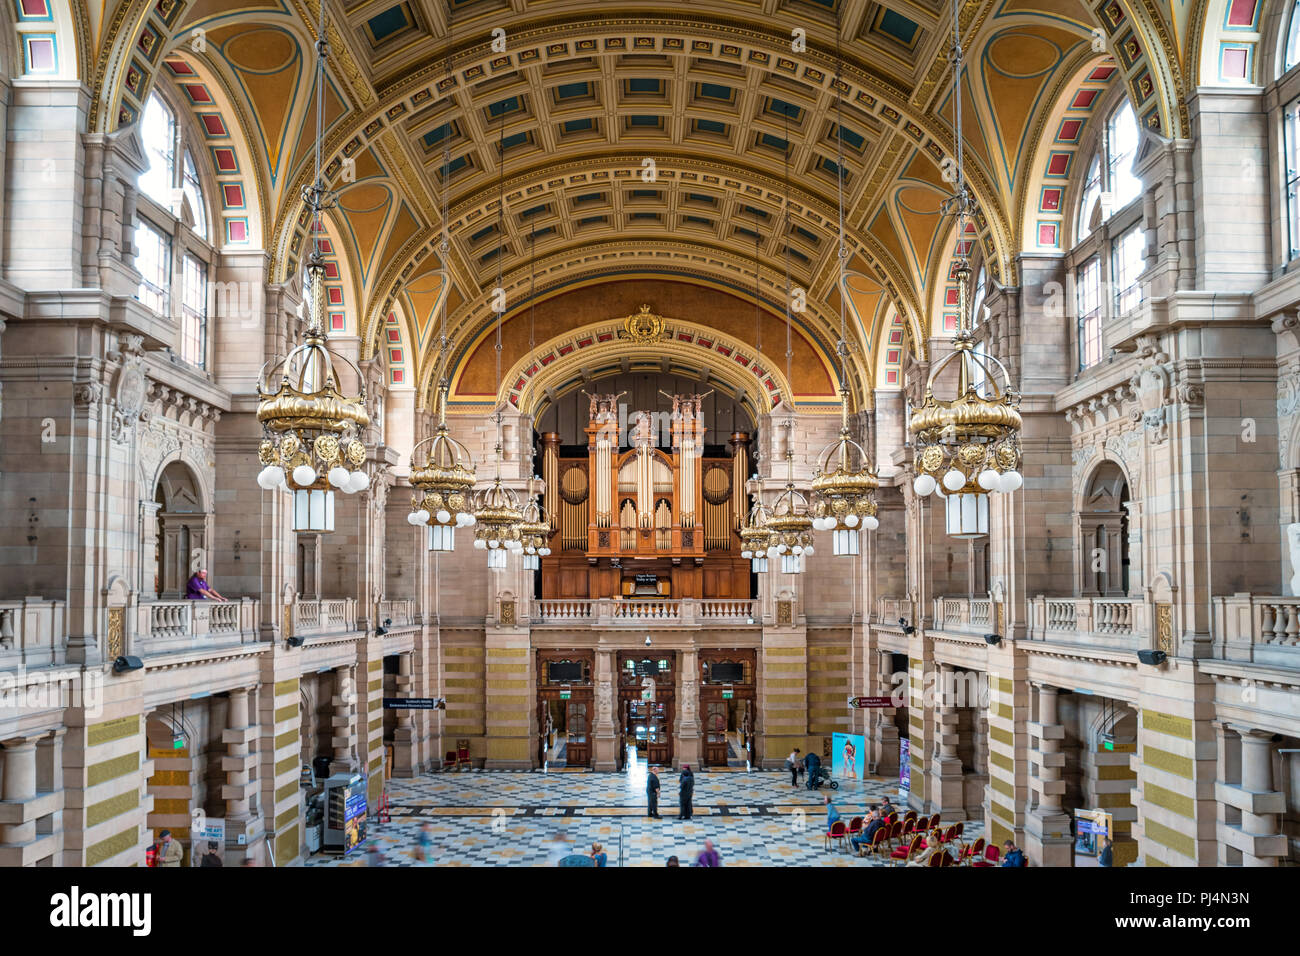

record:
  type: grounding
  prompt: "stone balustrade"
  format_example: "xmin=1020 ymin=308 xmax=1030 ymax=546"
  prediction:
xmin=135 ymin=597 xmax=260 ymax=650
xmin=377 ymin=599 xmax=415 ymax=627
xmin=874 ymin=596 xmax=911 ymax=625
xmin=1212 ymin=594 xmax=1300 ymax=668
xmin=0 ymin=598 xmax=66 ymax=668
xmin=294 ymin=597 xmax=357 ymax=636
xmin=931 ymin=596 xmax=993 ymax=631
xmin=1026 ymin=596 xmax=1146 ymax=648
xmin=532 ymin=598 xmax=757 ymax=627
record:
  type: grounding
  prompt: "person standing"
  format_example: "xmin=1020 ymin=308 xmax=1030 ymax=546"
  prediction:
xmin=787 ymin=747 xmax=802 ymax=787
xmin=1098 ymin=836 xmax=1113 ymax=867
xmin=646 ymin=765 xmax=662 ymax=819
xmin=155 ymin=830 xmax=183 ymax=867
xmin=678 ymin=764 xmax=695 ymax=820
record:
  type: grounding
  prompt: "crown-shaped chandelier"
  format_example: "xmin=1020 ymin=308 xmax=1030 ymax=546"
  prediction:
xmin=255 ymin=6 xmax=369 ymax=533
xmin=518 ymin=490 xmax=552 ymax=571
xmin=407 ymin=379 xmax=476 ymax=551
xmin=470 ymin=111 xmax=524 ymax=569
xmin=767 ymin=422 xmax=815 ymax=574
xmin=909 ymin=0 xmax=1023 ymax=538
xmin=811 ymin=11 xmax=879 ymax=557
xmin=739 ymin=489 xmax=772 ymax=573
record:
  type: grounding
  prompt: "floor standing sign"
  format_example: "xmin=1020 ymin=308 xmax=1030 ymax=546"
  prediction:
xmin=899 ymin=738 xmax=911 ymax=793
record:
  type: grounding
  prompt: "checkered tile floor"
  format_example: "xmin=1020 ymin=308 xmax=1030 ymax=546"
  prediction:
xmin=302 ymin=766 xmax=983 ymax=867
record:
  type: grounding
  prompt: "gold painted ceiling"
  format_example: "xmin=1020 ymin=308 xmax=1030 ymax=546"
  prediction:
xmin=76 ymin=0 xmax=1220 ymax=410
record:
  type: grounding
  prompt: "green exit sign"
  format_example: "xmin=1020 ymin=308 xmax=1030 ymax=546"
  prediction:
xmin=1103 ymin=740 xmax=1114 ymax=751
xmin=560 ymin=691 xmax=571 ymax=700
xmin=172 ymin=736 xmax=185 ymax=750
xmin=722 ymin=691 xmax=733 ymax=700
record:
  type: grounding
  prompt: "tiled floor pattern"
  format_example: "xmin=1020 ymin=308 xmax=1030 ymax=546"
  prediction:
xmin=303 ymin=768 xmax=983 ymax=867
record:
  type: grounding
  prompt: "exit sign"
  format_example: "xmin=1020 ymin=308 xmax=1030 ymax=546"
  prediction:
xmin=722 ymin=685 xmax=734 ymax=699
xmin=171 ymin=736 xmax=185 ymax=750
xmin=722 ymin=691 xmax=733 ymax=700
xmin=560 ymin=691 xmax=571 ymax=700
xmin=1103 ymin=740 xmax=1114 ymax=751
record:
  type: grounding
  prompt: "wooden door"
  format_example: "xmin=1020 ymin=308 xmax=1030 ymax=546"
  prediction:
xmin=704 ymin=701 xmax=729 ymax=766
xmin=566 ymin=700 xmax=589 ymax=766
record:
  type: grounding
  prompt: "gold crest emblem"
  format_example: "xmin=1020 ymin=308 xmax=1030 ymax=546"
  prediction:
xmin=619 ymin=304 xmax=667 ymax=344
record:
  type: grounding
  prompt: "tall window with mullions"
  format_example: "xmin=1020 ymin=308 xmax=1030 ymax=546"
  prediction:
xmin=1285 ymin=98 xmax=1300 ymax=261
xmin=1076 ymin=256 xmax=1102 ymax=371
xmin=1111 ymin=225 xmax=1144 ymax=316
xmin=181 ymin=254 xmax=207 ymax=368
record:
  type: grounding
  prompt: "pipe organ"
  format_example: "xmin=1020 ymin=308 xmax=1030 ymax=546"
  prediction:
xmin=541 ymin=392 xmax=752 ymax=601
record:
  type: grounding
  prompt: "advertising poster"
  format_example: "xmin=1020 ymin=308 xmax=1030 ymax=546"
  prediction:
xmin=899 ymin=739 xmax=911 ymax=792
xmin=831 ymin=732 xmax=865 ymax=780
xmin=191 ymin=818 xmax=225 ymax=867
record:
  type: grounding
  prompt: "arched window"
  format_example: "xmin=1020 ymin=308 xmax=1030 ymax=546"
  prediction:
xmin=1077 ymin=156 xmax=1102 ymax=243
xmin=182 ymin=150 xmax=207 ymax=240
xmin=139 ymin=93 xmax=176 ymax=208
xmin=1106 ymin=101 xmax=1142 ymax=211
xmin=1285 ymin=0 xmax=1300 ymax=74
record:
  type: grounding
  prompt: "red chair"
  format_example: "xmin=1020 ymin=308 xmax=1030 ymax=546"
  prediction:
xmin=903 ymin=810 xmax=918 ymax=826
xmin=928 ymin=812 xmax=942 ymax=831
xmin=926 ymin=848 xmax=949 ymax=867
xmin=971 ymin=844 xmax=1001 ymax=867
xmin=862 ymin=825 xmax=890 ymax=858
xmin=456 ymin=738 xmax=471 ymax=769
xmin=890 ymin=834 xmax=924 ymax=866
xmin=940 ymin=850 xmax=956 ymax=867
xmin=825 ymin=820 xmax=848 ymax=852
xmin=847 ymin=816 xmax=863 ymax=841
xmin=959 ymin=837 xmax=985 ymax=865
xmin=444 ymin=750 xmax=459 ymax=771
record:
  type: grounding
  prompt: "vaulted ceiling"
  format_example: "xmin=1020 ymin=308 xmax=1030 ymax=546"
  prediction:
xmin=80 ymin=0 xmax=1224 ymax=410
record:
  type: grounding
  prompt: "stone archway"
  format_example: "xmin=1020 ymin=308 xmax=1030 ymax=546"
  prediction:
xmin=152 ymin=459 xmax=208 ymax=598
xmin=1078 ymin=460 xmax=1131 ymax=596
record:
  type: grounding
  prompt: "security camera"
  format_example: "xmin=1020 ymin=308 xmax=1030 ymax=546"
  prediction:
xmin=644 ymin=635 xmax=652 ymax=647
xmin=983 ymin=633 xmax=1002 ymax=646
xmin=899 ymin=617 xmax=916 ymax=636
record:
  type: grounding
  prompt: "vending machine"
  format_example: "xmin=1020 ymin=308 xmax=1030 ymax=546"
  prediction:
xmin=323 ymin=773 xmax=367 ymax=855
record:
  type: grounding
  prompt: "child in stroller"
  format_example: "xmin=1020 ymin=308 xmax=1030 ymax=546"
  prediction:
xmin=803 ymin=753 xmax=839 ymax=790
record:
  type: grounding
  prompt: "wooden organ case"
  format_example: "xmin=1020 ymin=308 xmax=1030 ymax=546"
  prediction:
xmin=539 ymin=392 xmax=752 ymax=601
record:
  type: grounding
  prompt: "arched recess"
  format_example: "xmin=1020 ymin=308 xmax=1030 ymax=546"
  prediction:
xmin=1192 ymin=0 xmax=1268 ymax=86
xmin=445 ymin=282 xmax=836 ymax=414
xmin=493 ymin=325 xmax=796 ymax=427
xmin=9 ymin=0 xmax=84 ymax=82
xmin=1077 ymin=458 xmax=1132 ymax=597
xmin=1019 ymin=54 xmax=1123 ymax=253
xmin=153 ymin=459 xmax=209 ymax=598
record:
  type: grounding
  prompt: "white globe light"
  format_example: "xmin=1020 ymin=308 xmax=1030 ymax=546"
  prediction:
xmin=435 ymin=509 xmax=451 ymax=525
xmin=488 ymin=539 xmax=500 ymax=549
xmin=406 ymin=511 xmax=421 ymax=526
xmin=804 ymin=545 xmax=814 ymax=556
xmin=525 ymin=545 xmax=536 ymax=555
xmin=793 ymin=545 xmax=804 ymax=555
xmin=509 ymin=540 xmax=523 ymax=552
xmin=821 ymin=517 xmax=835 ymax=531
xmin=328 ymin=466 xmax=349 ymax=488
xmin=540 ymin=548 xmax=551 ymax=556
xmin=862 ymin=515 xmax=879 ymax=530
xmin=463 ymin=513 xmax=476 ymax=527
xmin=741 ymin=549 xmax=752 ymax=559
xmin=776 ymin=543 xmax=787 ymax=554
xmin=977 ymin=469 xmax=1000 ymax=491
xmin=349 ymin=471 xmax=370 ymax=493
xmin=913 ymin=474 xmax=937 ymax=497
xmin=292 ymin=464 xmax=317 ymax=487
xmin=766 ymin=545 xmax=779 ymax=559
xmin=999 ymin=470 xmax=1023 ymax=493
xmin=473 ymin=538 xmax=487 ymax=550
xmin=256 ymin=466 xmax=279 ymax=490
xmin=844 ymin=514 xmax=859 ymax=528
xmin=942 ymin=469 xmax=966 ymax=493
xmin=416 ymin=509 xmax=430 ymax=525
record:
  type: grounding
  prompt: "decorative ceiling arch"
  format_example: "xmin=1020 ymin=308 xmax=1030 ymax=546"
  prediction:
xmin=1190 ymin=0 xmax=1267 ymax=86
xmin=8 ymin=0 xmax=83 ymax=81
xmin=496 ymin=317 xmax=799 ymax=425
xmin=1089 ymin=0 xmax=1191 ymax=138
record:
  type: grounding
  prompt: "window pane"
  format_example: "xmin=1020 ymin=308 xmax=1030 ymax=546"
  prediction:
xmin=969 ymin=265 xmax=987 ymax=328
xmin=1287 ymin=0 xmax=1300 ymax=73
xmin=139 ymin=94 xmax=176 ymax=208
xmin=182 ymin=255 xmax=207 ymax=368
xmin=1076 ymin=257 xmax=1102 ymax=371
xmin=135 ymin=220 xmax=171 ymax=315
xmin=1112 ymin=225 xmax=1144 ymax=315
xmin=1106 ymin=102 xmax=1142 ymax=211
xmin=183 ymin=151 xmax=207 ymax=241
xmin=1077 ymin=156 xmax=1102 ymax=243
xmin=1286 ymin=99 xmax=1300 ymax=260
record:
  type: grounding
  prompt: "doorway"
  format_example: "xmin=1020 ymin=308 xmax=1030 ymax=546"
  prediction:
xmin=699 ymin=649 xmax=757 ymax=768
xmin=536 ymin=650 xmax=594 ymax=769
xmin=618 ymin=650 xmax=676 ymax=767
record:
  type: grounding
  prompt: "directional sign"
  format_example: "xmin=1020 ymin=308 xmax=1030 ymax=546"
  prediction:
xmin=383 ymin=697 xmax=445 ymax=710
xmin=847 ymin=696 xmax=895 ymax=709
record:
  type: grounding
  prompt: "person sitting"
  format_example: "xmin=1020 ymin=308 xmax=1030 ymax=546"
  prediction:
xmin=1002 ymin=840 xmax=1027 ymax=867
xmin=590 ymin=842 xmax=607 ymax=867
xmin=907 ymin=828 xmax=950 ymax=866
xmin=693 ymin=839 xmax=721 ymax=867
xmin=824 ymin=794 xmax=841 ymax=833
xmin=665 ymin=856 xmax=680 ymax=867
xmin=185 ymin=569 xmax=228 ymax=602
xmin=852 ymin=810 xmax=882 ymax=855
xmin=877 ymin=796 xmax=895 ymax=818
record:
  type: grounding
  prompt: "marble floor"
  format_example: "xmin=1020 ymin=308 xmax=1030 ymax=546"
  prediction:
xmin=303 ymin=760 xmax=983 ymax=867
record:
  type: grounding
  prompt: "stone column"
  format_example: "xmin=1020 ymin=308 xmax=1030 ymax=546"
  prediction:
xmin=0 ymin=736 xmax=39 ymax=847
xmin=1025 ymin=683 xmax=1072 ymax=866
xmin=592 ymin=647 xmax=618 ymax=771
xmin=140 ymin=501 xmax=162 ymax=598
xmin=221 ymin=687 xmax=260 ymax=857
xmin=930 ymin=663 xmax=967 ymax=821
xmin=390 ymin=651 xmax=417 ymax=777
xmin=675 ymin=646 xmax=701 ymax=770
xmin=1232 ymin=727 xmax=1284 ymax=866
xmin=330 ymin=666 xmax=358 ymax=776
xmin=870 ymin=648 xmax=900 ymax=778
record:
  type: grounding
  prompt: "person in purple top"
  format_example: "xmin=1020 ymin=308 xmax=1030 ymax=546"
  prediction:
xmin=185 ymin=569 xmax=228 ymax=601
xmin=693 ymin=839 xmax=721 ymax=867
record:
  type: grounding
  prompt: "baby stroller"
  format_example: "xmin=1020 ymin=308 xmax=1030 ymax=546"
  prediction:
xmin=804 ymin=756 xmax=838 ymax=790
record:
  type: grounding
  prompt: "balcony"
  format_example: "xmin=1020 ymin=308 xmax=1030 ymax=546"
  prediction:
xmin=378 ymin=599 xmax=416 ymax=628
xmin=531 ymin=598 xmax=757 ymax=628
xmin=0 ymin=598 xmax=67 ymax=668
xmin=1026 ymin=596 xmax=1146 ymax=650
xmin=292 ymin=598 xmax=357 ymax=637
xmin=934 ymin=596 xmax=992 ymax=631
xmin=1211 ymin=594 xmax=1300 ymax=669
xmin=873 ymin=596 xmax=913 ymax=626
xmin=134 ymin=597 xmax=260 ymax=653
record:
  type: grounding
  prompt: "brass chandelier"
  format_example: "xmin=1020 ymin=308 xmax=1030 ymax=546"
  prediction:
xmin=518 ymin=490 xmax=552 ymax=571
xmin=470 ymin=111 xmax=524 ymax=569
xmin=255 ymin=5 xmax=369 ymax=534
xmin=811 ymin=10 xmax=879 ymax=558
xmin=766 ymin=423 xmax=815 ymax=574
xmin=407 ymin=380 xmax=476 ymax=551
xmin=909 ymin=0 xmax=1023 ymax=539
xmin=738 ymin=488 xmax=773 ymax=573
